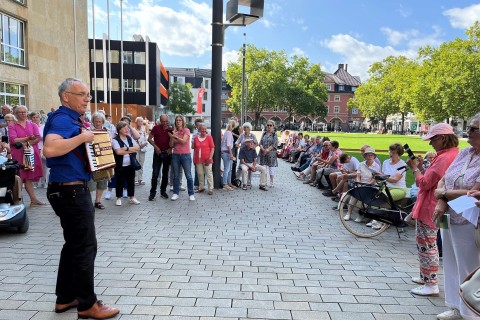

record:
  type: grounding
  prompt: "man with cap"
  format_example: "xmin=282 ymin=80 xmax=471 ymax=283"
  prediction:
xmin=238 ymin=138 xmax=267 ymax=190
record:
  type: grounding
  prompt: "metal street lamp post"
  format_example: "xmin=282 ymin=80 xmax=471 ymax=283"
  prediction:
xmin=211 ymin=0 xmax=263 ymax=188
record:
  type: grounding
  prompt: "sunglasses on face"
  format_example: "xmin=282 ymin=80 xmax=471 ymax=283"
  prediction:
xmin=467 ymin=126 xmax=480 ymax=133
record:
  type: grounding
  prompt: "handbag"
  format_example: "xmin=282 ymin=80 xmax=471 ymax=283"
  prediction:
xmin=459 ymin=265 xmax=480 ymax=316
xmin=132 ymin=155 xmax=142 ymax=171
xmin=23 ymin=142 xmax=35 ymax=171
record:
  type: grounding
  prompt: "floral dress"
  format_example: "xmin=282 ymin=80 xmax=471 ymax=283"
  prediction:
xmin=259 ymin=132 xmax=278 ymax=167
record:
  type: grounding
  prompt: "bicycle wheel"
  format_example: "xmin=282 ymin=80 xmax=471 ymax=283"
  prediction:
xmin=338 ymin=188 xmax=390 ymax=238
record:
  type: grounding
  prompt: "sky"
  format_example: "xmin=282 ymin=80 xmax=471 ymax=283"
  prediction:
xmin=88 ymin=0 xmax=480 ymax=80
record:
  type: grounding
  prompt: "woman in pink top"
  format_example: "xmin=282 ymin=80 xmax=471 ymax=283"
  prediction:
xmin=406 ymin=123 xmax=459 ymax=297
xmin=192 ymin=124 xmax=215 ymax=195
xmin=169 ymin=115 xmax=195 ymax=201
xmin=8 ymin=105 xmax=45 ymax=206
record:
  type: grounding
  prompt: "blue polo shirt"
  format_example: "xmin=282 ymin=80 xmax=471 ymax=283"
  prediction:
xmin=238 ymin=146 xmax=258 ymax=163
xmin=44 ymin=106 xmax=91 ymax=183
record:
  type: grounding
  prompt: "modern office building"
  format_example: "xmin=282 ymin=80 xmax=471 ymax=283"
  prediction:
xmin=0 ymin=0 xmax=89 ymax=111
xmin=88 ymin=35 xmax=168 ymax=123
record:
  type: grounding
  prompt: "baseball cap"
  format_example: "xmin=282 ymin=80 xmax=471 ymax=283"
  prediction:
xmin=422 ymin=123 xmax=454 ymax=140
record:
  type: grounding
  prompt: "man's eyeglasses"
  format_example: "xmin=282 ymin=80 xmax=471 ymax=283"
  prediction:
xmin=467 ymin=126 xmax=480 ymax=133
xmin=66 ymin=92 xmax=92 ymax=100
xmin=267 ymin=124 xmax=273 ymax=127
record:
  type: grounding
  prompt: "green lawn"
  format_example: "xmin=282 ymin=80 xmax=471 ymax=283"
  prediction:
xmin=296 ymin=132 xmax=470 ymax=187
xmin=302 ymin=132 xmax=469 ymax=153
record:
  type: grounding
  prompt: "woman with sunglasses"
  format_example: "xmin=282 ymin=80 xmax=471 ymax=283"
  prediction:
xmin=259 ymin=120 xmax=278 ymax=188
xmin=433 ymin=115 xmax=480 ymax=320
xmin=406 ymin=123 xmax=459 ymax=299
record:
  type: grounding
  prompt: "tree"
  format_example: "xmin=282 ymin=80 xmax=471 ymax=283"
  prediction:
xmin=414 ymin=22 xmax=480 ymax=122
xmin=226 ymin=45 xmax=328 ymax=128
xmin=166 ymin=82 xmax=195 ymax=115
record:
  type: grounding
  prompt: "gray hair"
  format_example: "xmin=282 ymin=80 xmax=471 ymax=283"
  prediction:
xmin=91 ymin=112 xmax=106 ymax=124
xmin=266 ymin=120 xmax=275 ymax=126
xmin=242 ymin=122 xmax=252 ymax=130
xmin=135 ymin=116 xmax=144 ymax=123
xmin=13 ymin=105 xmax=27 ymax=115
xmin=226 ymin=120 xmax=237 ymax=131
xmin=58 ymin=78 xmax=83 ymax=101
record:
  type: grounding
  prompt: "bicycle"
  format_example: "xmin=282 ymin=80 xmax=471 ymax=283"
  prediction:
xmin=338 ymin=168 xmax=415 ymax=238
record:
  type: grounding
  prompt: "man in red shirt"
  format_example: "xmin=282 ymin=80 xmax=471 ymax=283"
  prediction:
xmin=147 ymin=114 xmax=173 ymax=200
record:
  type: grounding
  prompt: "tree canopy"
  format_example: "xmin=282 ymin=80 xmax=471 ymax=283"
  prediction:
xmin=226 ymin=45 xmax=328 ymax=128
xmin=166 ymin=82 xmax=195 ymax=115
xmin=351 ymin=22 xmax=480 ymax=124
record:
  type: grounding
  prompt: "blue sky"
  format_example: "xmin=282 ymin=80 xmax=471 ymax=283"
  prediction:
xmin=88 ymin=0 xmax=480 ymax=80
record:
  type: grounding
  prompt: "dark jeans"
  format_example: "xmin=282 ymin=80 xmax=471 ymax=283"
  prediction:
xmin=150 ymin=152 xmax=171 ymax=197
xmin=47 ymin=184 xmax=97 ymax=312
xmin=115 ymin=165 xmax=135 ymax=198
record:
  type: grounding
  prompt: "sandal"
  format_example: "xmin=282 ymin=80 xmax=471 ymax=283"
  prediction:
xmin=222 ymin=185 xmax=233 ymax=191
xmin=94 ymin=202 xmax=106 ymax=210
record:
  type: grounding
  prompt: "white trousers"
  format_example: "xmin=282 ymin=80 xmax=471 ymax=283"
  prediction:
xmin=240 ymin=163 xmax=266 ymax=186
xmin=441 ymin=223 xmax=480 ymax=320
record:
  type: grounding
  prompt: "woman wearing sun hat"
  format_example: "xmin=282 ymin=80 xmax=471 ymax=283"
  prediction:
xmin=406 ymin=123 xmax=459 ymax=299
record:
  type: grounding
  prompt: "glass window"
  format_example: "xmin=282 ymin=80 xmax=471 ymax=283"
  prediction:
xmin=134 ymin=51 xmax=145 ymax=64
xmin=352 ymin=86 xmax=357 ymax=92
xmin=205 ymin=80 xmax=209 ymax=89
xmin=135 ymin=80 xmax=145 ymax=92
xmin=202 ymin=104 xmax=205 ymax=113
xmin=0 ymin=81 xmax=26 ymax=106
xmin=91 ymin=78 xmax=103 ymax=90
xmin=124 ymin=79 xmax=134 ymax=92
xmin=339 ymin=85 xmax=345 ymax=91
xmin=110 ymin=50 xmax=119 ymax=63
xmin=123 ymin=51 xmax=133 ymax=64
xmin=110 ymin=79 xmax=119 ymax=91
xmin=326 ymin=84 xmax=332 ymax=91
xmin=91 ymin=49 xmax=104 ymax=62
xmin=203 ymin=91 xmax=208 ymax=101
xmin=352 ymin=108 xmax=359 ymax=115
xmin=221 ymin=92 xmax=228 ymax=99
xmin=334 ymin=95 xmax=340 ymax=102
xmin=273 ymin=105 xmax=278 ymax=112
xmin=221 ymin=103 xmax=227 ymax=110
xmin=334 ymin=106 xmax=340 ymax=113
xmin=1 ymin=14 xmax=25 ymax=66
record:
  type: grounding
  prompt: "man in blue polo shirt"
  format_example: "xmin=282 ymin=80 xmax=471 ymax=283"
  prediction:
xmin=43 ymin=78 xmax=120 ymax=319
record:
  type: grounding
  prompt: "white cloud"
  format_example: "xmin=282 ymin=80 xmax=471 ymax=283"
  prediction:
xmin=321 ymin=34 xmax=417 ymax=80
xmin=443 ymin=4 xmax=480 ymax=29
xmin=381 ymin=27 xmax=418 ymax=46
xmin=396 ymin=4 xmax=412 ymax=18
xmin=290 ymin=47 xmax=305 ymax=57
xmin=223 ymin=49 xmax=241 ymax=70
xmin=121 ymin=0 xmax=212 ymax=57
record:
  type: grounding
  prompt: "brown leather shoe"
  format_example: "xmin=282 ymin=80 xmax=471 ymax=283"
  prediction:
xmin=78 ymin=300 xmax=120 ymax=319
xmin=55 ymin=299 xmax=79 ymax=313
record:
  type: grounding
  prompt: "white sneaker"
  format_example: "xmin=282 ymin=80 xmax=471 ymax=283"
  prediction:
xmin=437 ymin=308 xmax=462 ymax=320
xmin=180 ymin=186 xmax=186 ymax=191
xmin=115 ymin=198 xmax=122 ymax=206
xmin=410 ymin=284 xmax=439 ymax=296
xmin=171 ymin=194 xmax=179 ymax=201
xmin=372 ymin=221 xmax=384 ymax=230
xmin=170 ymin=186 xmax=174 ymax=191
xmin=129 ymin=197 xmax=140 ymax=205
xmin=411 ymin=277 xmax=425 ymax=284
xmin=104 ymin=191 xmax=112 ymax=200
xmin=122 ymin=189 xmax=128 ymax=198
xmin=343 ymin=214 xmax=351 ymax=221
xmin=189 ymin=195 xmax=195 ymax=201
xmin=366 ymin=221 xmax=373 ymax=227
xmin=354 ymin=217 xmax=365 ymax=223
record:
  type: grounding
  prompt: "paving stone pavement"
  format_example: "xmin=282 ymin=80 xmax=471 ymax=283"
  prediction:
xmin=0 ymin=146 xmax=447 ymax=319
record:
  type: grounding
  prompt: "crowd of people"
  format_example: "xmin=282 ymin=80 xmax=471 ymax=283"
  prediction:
xmin=2 ymin=78 xmax=480 ymax=320
xmin=279 ymin=118 xmax=480 ymax=320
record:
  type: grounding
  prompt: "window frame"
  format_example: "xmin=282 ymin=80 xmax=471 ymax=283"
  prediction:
xmin=1 ymin=13 xmax=26 ymax=67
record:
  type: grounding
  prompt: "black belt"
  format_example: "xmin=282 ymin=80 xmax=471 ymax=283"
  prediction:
xmin=48 ymin=181 xmax=87 ymax=187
